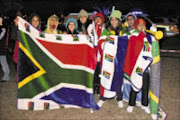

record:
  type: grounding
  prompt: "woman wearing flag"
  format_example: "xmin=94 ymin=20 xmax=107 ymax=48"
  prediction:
xmin=97 ymin=10 xmax=124 ymax=108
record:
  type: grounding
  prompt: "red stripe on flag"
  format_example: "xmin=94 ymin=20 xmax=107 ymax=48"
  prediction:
xmin=37 ymin=39 xmax=97 ymax=70
xmin=124 ymin=32 xmax=145 ymax=76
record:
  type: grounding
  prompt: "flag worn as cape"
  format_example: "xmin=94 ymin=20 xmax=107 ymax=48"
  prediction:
xmin=98 ymin=35 xmax=128 ymax=98
xmin=17 ymin=17 xmax=99 ymax=110
xmin=124 ymin=32 xmax=153 ymax=92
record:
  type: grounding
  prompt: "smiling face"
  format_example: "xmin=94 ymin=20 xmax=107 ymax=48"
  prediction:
xmin=127 ymin=16 xmax=135 ymax=29
xmin=31 ymin=16 xmax=40 ymax=29
xmin=80 ymin=16 xmax=87 ymax=24
xmin=68 ymin=21 xmax=76 ymax=32
xmin=110 ymin=17 xmax=119 ymax=28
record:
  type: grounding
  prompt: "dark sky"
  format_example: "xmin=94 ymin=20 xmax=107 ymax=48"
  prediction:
xmin=23 ymin=0 xmax=180 ymax=16
xmin=1 ymin=0 xmax=180 ymax=20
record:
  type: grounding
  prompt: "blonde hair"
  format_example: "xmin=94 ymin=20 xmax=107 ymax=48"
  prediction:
xmin=46 ymin=14 xmax=59 ymax=34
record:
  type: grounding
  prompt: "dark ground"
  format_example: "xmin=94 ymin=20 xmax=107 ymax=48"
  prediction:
xmin=0 ymin=35 xmax=180 ymax=120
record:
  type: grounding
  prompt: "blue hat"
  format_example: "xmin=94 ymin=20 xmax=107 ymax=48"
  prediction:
xmin=65 ymin=18 xmax=78 ymax=29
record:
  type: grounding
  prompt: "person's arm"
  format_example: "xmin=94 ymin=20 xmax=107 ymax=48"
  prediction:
xmin=0 ymin=28 xmax=6 ymax=40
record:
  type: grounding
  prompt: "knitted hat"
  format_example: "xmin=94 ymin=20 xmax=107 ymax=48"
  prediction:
xmin=126 ymin=12 xmax=137 ymax=20
xmin=110 ymin=10 xmax=122 ymax=20
xmin=65 ymin=18 xmax=78 ymax=29
xmin=78 ymin=9 xmax=88 ymax=18
xmin=135 ymin=18 xmax=146 ymax=29
xmin=92 ymin=12 xmax=105 ymax=23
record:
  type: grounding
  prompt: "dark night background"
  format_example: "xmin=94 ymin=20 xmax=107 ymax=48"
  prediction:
xmin=0 ymin=0 xmax=180 ymax=21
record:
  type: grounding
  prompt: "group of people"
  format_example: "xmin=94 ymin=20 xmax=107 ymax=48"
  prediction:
xmin=1 ymin=8 xmax=156 ymax=116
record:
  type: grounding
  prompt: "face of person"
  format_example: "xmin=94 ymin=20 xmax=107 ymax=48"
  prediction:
xmin=50 ymin=17 xmax=58 ymax=30
xmin=68 ymin=22 xmax=76 ymax=32
xmin=16 ymin=10 xmax=22 ymax=17
xmin=80 ymin=16 xmax=87 ymax=24
xmin=0 ymin=17 xmax=3 ymax=26
xmin=137 ymin=22 xmax=146 ymax=32
xmin=94 ymin=17 xmax=102 ymax=25
xmin=110 ymin=17 xmax=119 ymax=28
xmin=127 ymin=16 xmax=135 ymax=29
xmin=31 ymin=16 xmax=40 ymax=29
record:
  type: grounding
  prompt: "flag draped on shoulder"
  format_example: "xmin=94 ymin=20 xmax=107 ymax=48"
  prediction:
xmin=124 ymin=32 xmax=153 ymax=92
xmin=17 ymin=17 xmax=99 ymax=110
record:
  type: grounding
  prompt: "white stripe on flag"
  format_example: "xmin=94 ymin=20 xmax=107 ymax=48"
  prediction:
xmin=32 ymin=83 xmax=93 ymax=99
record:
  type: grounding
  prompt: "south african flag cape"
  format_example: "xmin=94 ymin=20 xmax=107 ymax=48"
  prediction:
xmin=17 ymin=17 xmax=99 ymax=110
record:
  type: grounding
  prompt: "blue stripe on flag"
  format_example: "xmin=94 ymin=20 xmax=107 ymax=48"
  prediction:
xmin=110 ymin=36 xmax=129 ymax=91
xmin=40 ymin=87 xmax=99 ymax=110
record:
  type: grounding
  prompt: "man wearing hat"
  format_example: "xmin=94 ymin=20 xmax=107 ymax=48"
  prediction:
xmin=123 ymin=12 xmax=137 ymax=35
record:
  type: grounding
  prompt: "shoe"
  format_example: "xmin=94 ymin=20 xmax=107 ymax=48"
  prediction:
xmin=118 ymin=101 xmax=124 ymax=108
xmin=127 ymin=106 xmax=134 ymax=113
xmin=136 ymin=101 xmax=141 ymax=107
xmin=1 ymin=79 xmax=9 ymax=82
xmin=97 ymin=100 xmax=104 ymax=107
xmin=141 ymin=105 xmax=150 ymax=114
xmin=151 ymin=114 xmax=157 ymax=120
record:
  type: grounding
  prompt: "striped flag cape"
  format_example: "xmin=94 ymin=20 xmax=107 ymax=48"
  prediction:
xmin=17 ymin=17 xmax=99 ymax=110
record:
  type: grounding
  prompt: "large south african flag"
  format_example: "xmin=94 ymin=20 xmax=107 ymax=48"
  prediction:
xmin=17 ymin=17 xmax=99 ymax=110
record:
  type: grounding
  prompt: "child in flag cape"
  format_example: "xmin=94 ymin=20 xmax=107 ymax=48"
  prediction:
xmin=97 ymin=10 xmax=125 ymax=108
xmin=124 ymin=18 xmax=153 ymax=114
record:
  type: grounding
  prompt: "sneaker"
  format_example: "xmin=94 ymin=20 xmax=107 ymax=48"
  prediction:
xmin=118 ymin=101 xmax=124 ymax=108
xmin=2 ymin=76 xmax=10 ymax=82
xmin=127 ymin=106 xmax=134 ymax=113
xmin=141 ymin=105 xmax=150 ymax=114
xmin=136 ymin=101 xmax=141 ymax=107
xmin=151 ymin=114 xmax=157 ymax=120
xmin=97 ymin=100 xmax=104 ymax=107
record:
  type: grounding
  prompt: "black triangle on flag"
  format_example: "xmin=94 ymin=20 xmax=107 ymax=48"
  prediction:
xmin=18 ymin=48 xmax=40 ymax=83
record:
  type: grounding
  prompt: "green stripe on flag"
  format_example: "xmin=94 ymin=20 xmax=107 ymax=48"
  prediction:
xmin=149 ymin=96 xmax=158 ymax=114
xmin=151 ymin=41 xmax=160 ymax=58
